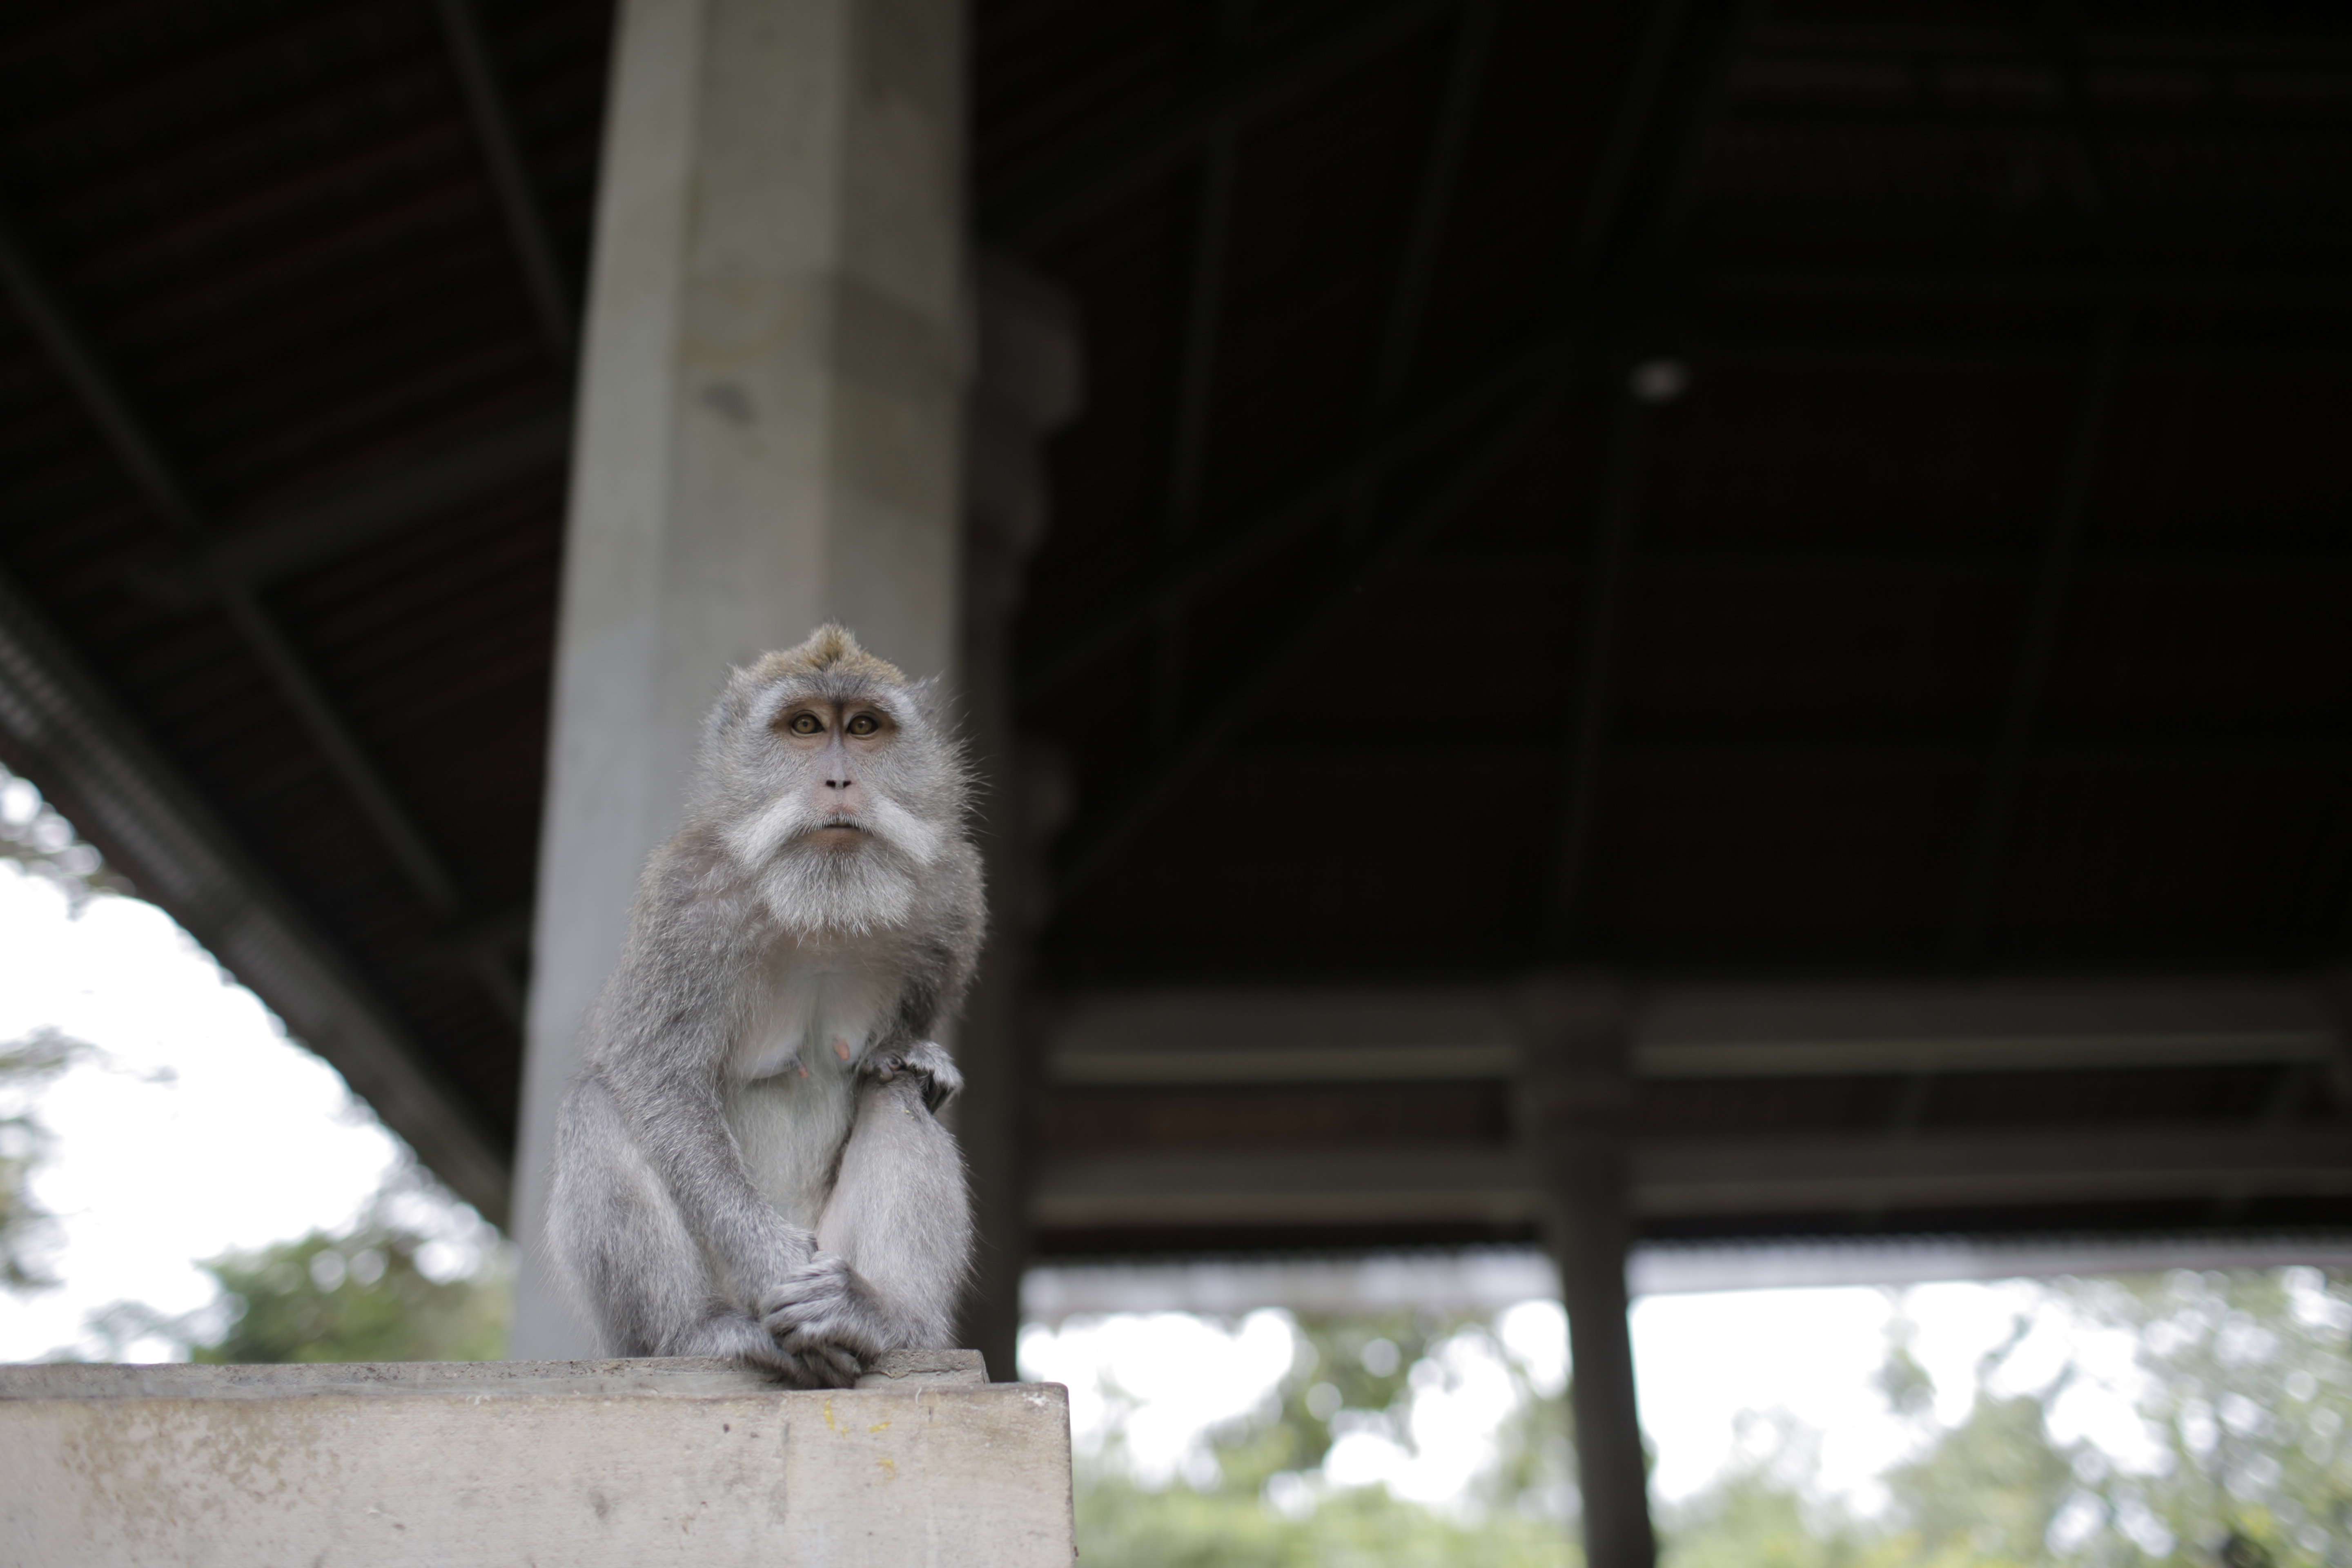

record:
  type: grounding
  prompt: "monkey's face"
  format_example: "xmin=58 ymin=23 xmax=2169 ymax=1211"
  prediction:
xmin=710 ymin=675 xmax=957 ymax=932
xmin=774 ymin=697 xmax=897 ymax=848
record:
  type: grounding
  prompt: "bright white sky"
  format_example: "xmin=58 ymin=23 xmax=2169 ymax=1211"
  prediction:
xmin=0 ymin=773 xmax=2160 ymax=1509
xmin=0 ymin=769 xmax=484 ymax=1363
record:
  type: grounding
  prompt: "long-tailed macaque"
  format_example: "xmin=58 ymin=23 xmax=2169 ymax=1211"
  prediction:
xmin=546 ymin=624 xmax=980 ymax=1385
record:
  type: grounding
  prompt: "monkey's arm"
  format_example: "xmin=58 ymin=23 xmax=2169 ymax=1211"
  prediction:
xmin=768 ymin=860 xmax=983 ymax=1359
xmin=777 ymin=1074 xmax=973 ymax=1356
xmin=589 ymin=895 xmax=819 ymax=1307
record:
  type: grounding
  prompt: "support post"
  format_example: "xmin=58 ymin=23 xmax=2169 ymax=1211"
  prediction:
xmin=956 ymin=256 xmax=1082 ymax=1379
xmin=1519 ymin=977 xmax=1656 ymax=1568
xmin=509 ymin=0 xmax=969 ymax=1357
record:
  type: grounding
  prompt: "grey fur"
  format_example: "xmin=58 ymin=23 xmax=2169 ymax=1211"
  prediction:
xmin=546 ymin=626 xmax=982 ymax=1385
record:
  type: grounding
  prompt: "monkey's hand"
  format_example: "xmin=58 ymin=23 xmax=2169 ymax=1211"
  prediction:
xmin=760 ymin=1252 xmax=893 ymax=1365
xmin=863 ymin=1038 xmax=963 ymax=1114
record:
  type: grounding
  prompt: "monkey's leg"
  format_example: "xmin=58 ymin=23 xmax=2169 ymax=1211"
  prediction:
xmin=554 ymin=1077 xmax=858 ymax=1386
xmin=765 ymin=1074 xmax=974 ymax=1359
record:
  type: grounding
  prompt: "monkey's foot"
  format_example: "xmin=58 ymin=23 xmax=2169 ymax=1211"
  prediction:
xmin=864 ymin=1038 xmax=963 ymax=1114
xmin=759 ymin=1252 xmax=892 ymax=1364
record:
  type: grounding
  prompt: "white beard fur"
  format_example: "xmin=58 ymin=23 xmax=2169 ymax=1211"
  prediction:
xmin=726 ymin=791 xmax=943 ymax=936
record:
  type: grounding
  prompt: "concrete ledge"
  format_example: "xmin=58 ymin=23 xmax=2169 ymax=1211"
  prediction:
xmin=0 ymin=1353 xmax=1073 ymax=1566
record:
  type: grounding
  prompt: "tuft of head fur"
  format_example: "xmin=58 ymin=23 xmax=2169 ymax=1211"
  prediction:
xmin=748 ymin=624 xmax=906 ymax=689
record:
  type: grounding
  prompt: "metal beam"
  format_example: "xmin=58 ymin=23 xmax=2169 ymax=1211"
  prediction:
xmin=1025 ymin=1234 xmax=2352 ymax=1312
xmin=1028 ymin=1126 xmax=2352 ymax=1230
xmin=432 ymin=0 xmax=577 ymax=363
xmin=1638 ymin=978 xmax=2337 ymax=1077
xmin=1331 ymin=0 xmax=1490 ymax=541
xmin=1946 ymin=310 xmax=2132 ymax=966
xmin=1541 ymin=0 xmax=1743 ymax=953
xmin=136 ymin=405 xmax=571 ymax=603
xmin=1232 ymin=736 xmax=2352 ymax=772
xmin=216 ymin=588 xmax=461 ymax=917
xmin=1039 ymin=978 xmax=2342 ymax=1084
xmin=1636 ymin=1126 xmax=2352 ymax=1218
xmin=1702 ymin=265 xmax=2352 ymax=307
xmin=1019 ymin=334 xmax=1561 ymax=706
xmin=0 ymin=218 xmax=481 ymax=955
xmin=1055 ymin=395 xmax=1554 ymax=898
xmin=982 ymin=0 xmax=1459 ymax=252
xmin=1017 ymin=253 xmax=2340 ymax=710
xmin=1563 ymin=0 xmax=1704 ymax=288
xmin=1738 ymin=20 xmax=2352 ymax=67
xmin=1545 ymin=386 xmax=1651 ymax=952
xmin=1370 ymin=0 xmax=1492 ymax=408
xmin=1147 ymin=5 xmax=1250 ymax=747
xmin=1160 ymin=144 xmax=1234 ymax=540
xmin=0 ymin=219 xmax=203 ymax=531
xmin=0 ymin=567 xmax=508 ymax=1223
xmin=1053 ymin=1044 xmax=1519 ymax=1085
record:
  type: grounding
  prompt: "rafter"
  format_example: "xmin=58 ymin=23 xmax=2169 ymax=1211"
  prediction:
xmin=1544 ymin=387 xmax=1653 ymax=952
xmin=433 ymin=0 xmax=577 ymax=364
xmin=1056 ymin=396 xmax=1555 ymax=900
xmin=982 ymin=0 xmax=1459 ymax=251
xmin=1332 ymin=0 xmax=1492 ymax=562
xmin=1541 ymin=0 xmax=1748 ymax=955
xmin=1371 ymin=0 xmax=1493 ymax=408
xmin=136 ymin=405 xmax=570 ymax=604
xmin=1945 ymin=310 xmax=2132 ymax=967
xmin=0 ymin=221 xmax=203 ymax=531
xmin=1020 ymin=332 xmax=1561 ymax=705
xmin=1147 ymin=5 xmax=1251 ymax=747
xmin=0 ymin=215 xmax=478 ymax=931
xmin=1036 ymin=0 xmax=1748 ymax=913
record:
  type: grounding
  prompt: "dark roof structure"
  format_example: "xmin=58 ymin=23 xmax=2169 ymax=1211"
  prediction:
xmin=0 ymin=0 xmax=2347 ymax=1251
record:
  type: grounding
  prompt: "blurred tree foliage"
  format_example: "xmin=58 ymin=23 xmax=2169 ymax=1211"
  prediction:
xmin=0 ymin=1028 xmax=82 ymax=1294
xmin=1065 ymin=1268 xmax=2351 ymax=1568
xmin=1074 ymin=1307 xmax=1577 ymax=1567
xmin=89 ymin=1202 xmax=511 ymax=1364
xmin=192 ymin=1220 xmax=510 ymax=1363
xmin=1660 ymin=1267 xmax=2352 ymax=1568
xmin=2061 ymin=1267 xmax=2352 ymax=1568
xmin=1077 ymin=1479 xmax=1577 ymax=1568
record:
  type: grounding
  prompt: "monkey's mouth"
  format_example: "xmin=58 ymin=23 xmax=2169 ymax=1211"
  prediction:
xmin=804 ymin=820 xmax=870 ymax=842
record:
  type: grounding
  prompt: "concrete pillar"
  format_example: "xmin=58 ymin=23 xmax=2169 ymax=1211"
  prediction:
xmin=955 ymin=256 xmax=1081 ymax=1379
xmin=510 ymin=0 xmax=968 ymax=1358
xmin=1519 ymin=977 xmax=1657 ymax=1568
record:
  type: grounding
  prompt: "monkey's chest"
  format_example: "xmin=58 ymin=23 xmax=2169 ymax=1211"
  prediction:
xmin=719 ymin=964 xmax=889 ymax=1229
xmin=722 ymin=1072 xmax=857 ymax=1231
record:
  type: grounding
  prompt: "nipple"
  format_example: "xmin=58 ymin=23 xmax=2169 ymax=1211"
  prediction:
xmin=832 ymin=1038 xmax=851 ymax=1062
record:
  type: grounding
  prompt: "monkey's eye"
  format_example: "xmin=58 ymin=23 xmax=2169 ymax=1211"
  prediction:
xmin=846 ymin=713 xmax=880 ymax=737
xmin=787 ymin=713 xmax=824 ymax=736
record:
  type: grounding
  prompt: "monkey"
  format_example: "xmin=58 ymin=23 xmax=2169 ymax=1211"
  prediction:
xmin=545 ymin=623 xmax=982 ymax=1386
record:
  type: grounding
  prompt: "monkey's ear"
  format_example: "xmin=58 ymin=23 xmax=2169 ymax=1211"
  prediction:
xmin=706 ymin=665 xmax=764 ymax=745
xmin=903 ymin=673 xmax=953 ymax=728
